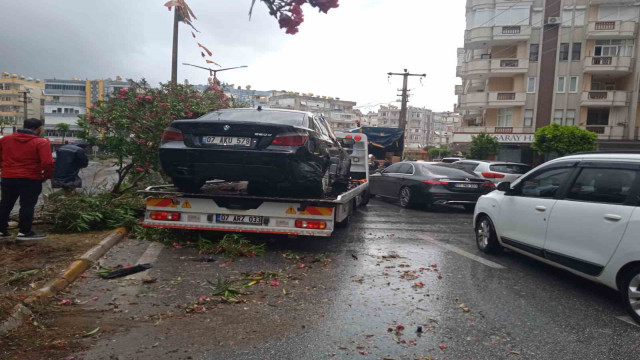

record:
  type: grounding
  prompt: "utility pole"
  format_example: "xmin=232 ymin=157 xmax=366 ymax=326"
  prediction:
xmin=171 ymin=6 xmax=180 ymax=85
xmin=387 ymin=69 xmax=426 ymax=131
xmin=16 ymin=89 xmax=30 ymax=133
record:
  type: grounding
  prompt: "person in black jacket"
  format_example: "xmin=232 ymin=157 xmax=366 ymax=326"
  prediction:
xmin=52 ymin=141 xmax=89 ymax=191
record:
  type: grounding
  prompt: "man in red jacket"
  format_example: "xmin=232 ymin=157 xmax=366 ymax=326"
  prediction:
xmin=0 ymin=118 xmax=54 ymax=240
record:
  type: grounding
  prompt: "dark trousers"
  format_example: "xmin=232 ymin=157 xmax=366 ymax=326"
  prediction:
xmin=0 ymin=178 xmax=42 ymax=234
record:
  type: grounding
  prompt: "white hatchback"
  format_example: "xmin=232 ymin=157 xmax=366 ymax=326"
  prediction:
xmin=474 ymin=153 xmax=640 ymax=323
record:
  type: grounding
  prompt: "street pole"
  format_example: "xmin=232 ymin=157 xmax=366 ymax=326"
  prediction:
xmin=387 ymin=69 xmax=426 ymax=153
xmin=16 ymin=90 xmax=30 ymax=133
xmin=171 ymin=7 xmax=179 ymax=85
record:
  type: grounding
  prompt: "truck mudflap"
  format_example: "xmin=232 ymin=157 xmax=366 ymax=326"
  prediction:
xmin=142 ymin=197 xmax=336 ymax=237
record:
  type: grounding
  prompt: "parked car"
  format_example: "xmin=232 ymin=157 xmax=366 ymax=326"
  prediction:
xmin=454 ymin=160 xmax=532 ymax=183
xmin=474 ymin=152 xmax=640 ymax=323
xmin=159 ymin=108 xmax=351 ymax=195
xmin=441 ymin=157 xmax=465 ymax=163
xmin=369 ymin=161 xmax=495 ymax=210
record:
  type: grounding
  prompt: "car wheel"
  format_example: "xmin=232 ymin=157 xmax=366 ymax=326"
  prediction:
xmin=620 ymin=265 xmax=640 ymax=324
xmin=247 ymin=181 xmax=268 ymax=196
xmin=475 ymin=216 xmax=502 ymax=254
xmin=172 ymin=178 xmax=204 ymax=193
xmin=399 ymin=187 xmax=413 ymax=208
xmin=464 ymin=204 xmax=476 ymax=212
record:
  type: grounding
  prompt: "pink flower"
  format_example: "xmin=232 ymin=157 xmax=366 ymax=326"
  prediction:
xmin=439 ymin=343 xmax=448 ymax=351
xmin=144 ymin=95 xmax=153 ymax=101
xmin=119 ymin=88 xmax=128 ymax=94
xmin=314 ymin=0 xmax=339 ymax=13
xmin=135 ymin=167 xmax=144 ymax=172
xmin=58 ymin=299 xmax=72 ymax=306
xmin=396 ymin=323 xmax=405 ymax=330
xmin=91 ymin=296 xmax=99 ymax=301
xmin=161 ymin=103 xmax=167 ymax=108
xmin=172 ymin=242 xmax=182 ymax=249
xmin=298 ymin=263 xmax=306 ymax=269
xmin=270 ymin=280 xmax=280 ymax=286
xmin=136 ymin=95 xmax=143 ymax=101
xmin=179 ymin=96 xmax=185 ymax=100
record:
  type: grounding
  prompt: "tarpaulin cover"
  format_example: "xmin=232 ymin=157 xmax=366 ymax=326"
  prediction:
xmin=349 ymin=127 xmax=404 ymax=159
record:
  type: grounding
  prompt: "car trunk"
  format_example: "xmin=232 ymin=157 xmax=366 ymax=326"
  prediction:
xmin=171 ymin=120 xmax=302 ymax=150
xmin=441 ymin=177 xmax=489 ymax=193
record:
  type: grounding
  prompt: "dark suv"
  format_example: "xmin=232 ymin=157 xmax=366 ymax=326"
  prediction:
xmin=159 ymin=108 xmax=351 ymax=195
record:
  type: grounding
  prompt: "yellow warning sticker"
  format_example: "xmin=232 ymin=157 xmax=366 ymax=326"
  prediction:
xmin=182 ymin=201 xmax=192 ymax=209
xmin=286 ymin=206 xmax=297 ymax=215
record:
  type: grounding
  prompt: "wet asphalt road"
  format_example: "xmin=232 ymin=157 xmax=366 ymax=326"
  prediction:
xmin=66 ymin=197 xmax=639 ymax=360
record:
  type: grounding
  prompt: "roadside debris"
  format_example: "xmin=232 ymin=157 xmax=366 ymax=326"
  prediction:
xmin=98 ymin=264 xmax=153 ymax=279
xmin=141 ymin=276 xmax=157 ymax=284
xmin=82 ymin=327 xmax=100 ymax=337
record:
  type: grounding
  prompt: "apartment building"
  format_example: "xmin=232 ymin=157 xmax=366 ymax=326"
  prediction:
xmin=431 ymin=112 xmax=463 ymax=148
xmin=44 ymin=78 xmax=130 ymax=144
xmin=455 ymin=0 xmax=640 ymax=163
xmin=269 ymin=92 xmax=359 ymax=130
xmin=0 ymin=72 xmax=44 ymax=134
xmin=377 ymin=105 xmax=434 ymax=150
xmin=221 ymin=84 xmax=272 ymax=107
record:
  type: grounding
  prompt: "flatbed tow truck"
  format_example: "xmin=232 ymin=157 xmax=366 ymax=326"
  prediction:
xmin=140 ymin=133 xmax=370 ymax=237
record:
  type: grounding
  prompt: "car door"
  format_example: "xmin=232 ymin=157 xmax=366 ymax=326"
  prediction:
xmin=496 ymin=163 xmax=576 ymax=254
xmin=543 ymin=164 xmax=639 ymax=276
xmin=376 ymin=163 xmax=406 ymax=198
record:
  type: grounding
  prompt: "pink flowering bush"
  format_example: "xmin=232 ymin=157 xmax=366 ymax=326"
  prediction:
xmin=78 ymin=79 xmax=233 ymax=194
xmin=256 ymin=0 xmax=339 ymax=34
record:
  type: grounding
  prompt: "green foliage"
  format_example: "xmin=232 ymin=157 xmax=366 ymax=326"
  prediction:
xmin=425 ymin=147 xmax=450 ymax=159
xmin=532 ymin=123 xmax=598 ymax=157
xmin=469 ymin=132 xmax=501 ymax=160
xmin=0 ymin=118 xmax=14 ymax=135
xmin=201 ymin=233 xmax=265 ymax=259
xmin=77 ymin=80 xmax=236 ymax=194
xmin=206 ymin=275 xmax=243 ymax=302
xmin=43 ymin=192 xmax=144 ymax=232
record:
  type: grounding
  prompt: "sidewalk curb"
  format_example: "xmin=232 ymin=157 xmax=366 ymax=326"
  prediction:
xmin=0 ymin=227 xmax=128 ymax=336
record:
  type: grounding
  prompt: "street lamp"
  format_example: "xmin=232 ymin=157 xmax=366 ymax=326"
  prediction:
xmin=16 ymin=88 xmax=31 ymax=133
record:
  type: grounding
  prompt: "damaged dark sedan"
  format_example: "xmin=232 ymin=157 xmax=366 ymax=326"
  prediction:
xmin=159 ymin=108 xmax=351 ymax=195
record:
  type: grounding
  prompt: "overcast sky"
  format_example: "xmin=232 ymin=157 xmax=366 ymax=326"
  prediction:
xmin=0 ymin=0 xmax=465 ymax=112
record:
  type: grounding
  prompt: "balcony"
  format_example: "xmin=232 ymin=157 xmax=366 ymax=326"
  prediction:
xmin=490 ymin=58 xmax=529 ymax=75
xmin=465 ymin=27 xmax=493 ymax=49
xmin=580 ymin=90 xmax=630 ymax=107
xmin=465 ymin=26 xmax=532 ymax=49
xmin=456 ymin=126 xmax=534 ymax=134
xmin=0 ymin=111 xmax=19 ymax=116
xmin=583 ymin=56 xmax=633 ymax=75
xmin=467 ymin=0 xmax=494 ymax=8
xmin=488 ymin=92 xmax=526 ymax=107
xmin=587 ymin=20 xmax=637 ymax=39
xmin=455 ymin=85 xmax=463 ymax=95
xmin=0 ymin=100 xmax=22 ymax=106
xmin=456 ymin=65 xmax=462 ymax=78
xmin=459 ymin=92 xmax=488 ymax=109
xmin=584 ymin=125 xmax=625 ymax=140
xmin=462 ymin=58 xmax=490 ymax=77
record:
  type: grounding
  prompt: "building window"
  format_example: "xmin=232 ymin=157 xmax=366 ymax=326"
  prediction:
xmin=524 ymin=109 xmax=534 ymax=127
xmin=529 ymin=44 xmax=539 ymax=62
xmin=595 ymin=39 xmax=634 ymax=57
xmin=527 ymin=77 xmax=536 ymax=93
xmin=569 ymin=76 xmax=579 ymax=93
xmin=557 ymin=77 xmax=566 ymax=93
xmin=571 ymin=43 xmax=581 ymax=61
xmin=553 ymin=109 xmax=564 ymax=124
xmin=562 ymin=8 xmax=586 ymax=27
xmin=566 ymin=110 xmax=576 ymax=125
xmin=497 ymin=108 xmax=514 ymax=127
xmin=559 ymin=43 xmax=570 ymax=61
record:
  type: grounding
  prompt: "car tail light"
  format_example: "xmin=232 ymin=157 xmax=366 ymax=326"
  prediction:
xmin=354 ymin=135 xmax=362 ymax=141
xmin=295 ymin=220 xmax=327 ymax=229
xmin=481 ymin=171 xmax=505 ymax=179
xmin=161 ymin=127 xmax=183 ymax=144
xmin=482 ymin=182 xmax=496 ymax=188
xmin=272 ymin=134 xmax=308 ymax=146
xmin=424 ymin=180 xmax=449 ymax=185
xmin=150 ymin=211 xmax=181 ymax=221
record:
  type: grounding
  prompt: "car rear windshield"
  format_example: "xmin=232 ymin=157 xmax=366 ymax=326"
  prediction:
xmin=489 ymin=164 xmax=531 ymax=174
xmin=420 ymin=164 xmax=475 ymax=178
xmin=198 ymin=110 xmax=307 ymax=127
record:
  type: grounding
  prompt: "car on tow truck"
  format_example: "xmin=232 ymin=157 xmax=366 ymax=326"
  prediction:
xmin=159 ymin=108 xmax=351 ymax=195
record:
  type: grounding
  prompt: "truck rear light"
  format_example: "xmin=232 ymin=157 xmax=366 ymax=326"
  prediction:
xmin=295 ymin=220 xmax=327 ymax=229
xmin=345 ymin=135 xmax=353 ymax=139
xmin=481 ymin=171 xmax=505 ymax=179
xmin=272 ymin=134 xmax=308 ymax=146
xmin=354 ymin=135 xmax=362 ymax=141
xmin=150 ymin=211 xmax=181 ymax=221
xmin=161 ymin=127 xmax=183 ymax=144
xmin=423 ymin=180 xmax=449 ymax=185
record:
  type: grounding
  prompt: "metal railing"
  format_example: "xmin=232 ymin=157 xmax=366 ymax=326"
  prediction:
xmin=501 ymin=26 xmax=521 ymax=34
xmin=586 ymin=126 xmax=606 ymax=134
xmin=495 ymin=127 xmax=514 ymax=133
xmin=500 ymin=59 xmax=519 ymax=67
xmin=588 ymin=91 xmax=608 ymax=100
xmin=592 ymin=56 xmax=613 ymax=65
xmin=496 ymin=92 xmax=516 ymax=100
xmin=594 ymin=21 xmax=615 ymax=30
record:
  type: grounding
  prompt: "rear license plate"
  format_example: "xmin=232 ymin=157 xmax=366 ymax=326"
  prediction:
xmin=455 ymin=183 xmax=478 ymax=188
xmin=216 ymin=214 xmax=263 ymax=225
xmin=202 ymin=136 xmax=252 ymax=146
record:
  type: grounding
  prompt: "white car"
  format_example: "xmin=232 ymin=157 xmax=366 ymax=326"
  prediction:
xmin=454 ymin=160 xmax=532 ymax=183
xmin=474 ymin=153 xmax=640 ymax=323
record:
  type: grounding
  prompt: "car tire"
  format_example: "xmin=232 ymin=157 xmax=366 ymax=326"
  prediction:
xmin=620 ymin=265 xmax=640 ymax=325
xmin=247 ymin=181 xmax=269 ymax=196
xmin=464 ymin=204 xmax=476 ymax=212
xmin=399 ymin=186 xmax=413 ymax=208
xmin=475 ymin=215 xmax=502 ymax=254
xmin=172 ymin=178 xmax=204 ymax=193
xmin=361 ymin=191 xmax=370 ymax=206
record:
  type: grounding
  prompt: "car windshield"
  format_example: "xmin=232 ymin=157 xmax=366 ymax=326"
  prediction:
xmin=198 ymin=110 xmax=307 ymax=127
xmin=420 ymin=163 xmax=475 ymax=178
xmin=490 ymin=164 xmax=532 ymax=174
